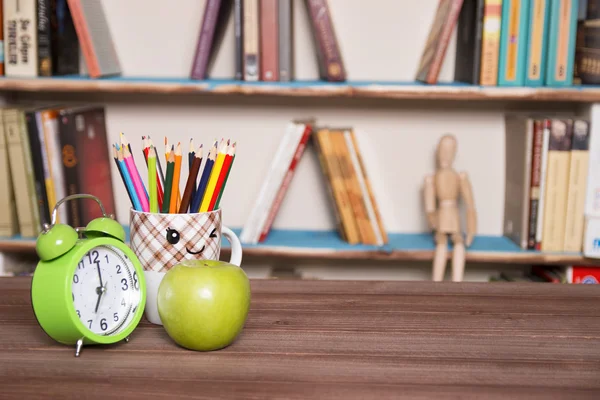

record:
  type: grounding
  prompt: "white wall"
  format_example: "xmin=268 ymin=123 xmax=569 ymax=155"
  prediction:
xmin=11 ymin=0 xmax=554 ymax=280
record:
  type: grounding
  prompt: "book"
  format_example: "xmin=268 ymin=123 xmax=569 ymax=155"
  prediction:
xmin=0 ymin=109 xmax=18 ymax=237
xmin=58 ymin=106 xmax=115 ymax=227
xmin=454 ymin=0 xmax=485 ymax=84
xmin=480 ymin=0 xmax=503 ymax=85
xmin=234 ymin=0 xmax=243 ymax=80
xmin=498 ymin=0 xmax=530 ymax=86
xmin=51 ymin=0 xmax=79 ymax=75
xmin=37 ymin=0 xmax=52 ymax=76
xmin=535 ymin=118 xmax=551 ymax=250
xmin=527 ymin=119 xmax=544 ymax=249
xmin=4 ymin=0 xmax=38 ymax=77
xmin=503 ymin=115 xmax=534 ymax=249
xmin=66 ymin=0 xmax=120 ymax=78
xmin=39 ymin=108 xmax=67 ymax=224
xmin=260 ymin=0 xmax=278 ymax=81
xmin=541 ymin=119 xmax=573 ymax=252
xmin=0 ymin=0 xmax=4 ymax=75
xmin=243 ymin=0 xmax=260 ymax=81
xmin=525 ymin=0 xmax=550 ymax=86
xmin=563 ymin=119 xmax=590 ymax=252
xmin=25 ymin=110 xmax=51 ymax=226
xmin=567 ymin=265 xmax=600 ymax=283
xmin=304 ymin=0 xmax=346 ymax=82
xmin=546 ymin=0 xmax=578 ymax=86
xmin=278 ymin=0 xmax=293 ymax=81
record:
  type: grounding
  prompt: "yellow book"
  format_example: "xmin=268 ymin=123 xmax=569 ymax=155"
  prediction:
xmin=541 ymin=119 xmax=572 ymax=252
xmin=200 ymin=140 xmax=227 ymax=212
xmin=563 ymin=120 xmax=590 ymax=252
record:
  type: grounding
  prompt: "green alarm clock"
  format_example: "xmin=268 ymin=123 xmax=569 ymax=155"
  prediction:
xmin=31 ymin=194 xmax=146 ymax=357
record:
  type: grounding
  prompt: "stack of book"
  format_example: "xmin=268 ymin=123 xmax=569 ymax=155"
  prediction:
xmin=0 ymin=105 xmax=115 ymax=238
xmin=1 ymin=0 xmax=120 ymax=78
xmin=418 ymin=0 xmax=583 ymax=87
xmin=190 ymin=0 xmax=346 ymax=82
xmin=241 ymin=120 xmax=388 ymax=245
xmin=503 ymin=114 xmax=589 ymax=253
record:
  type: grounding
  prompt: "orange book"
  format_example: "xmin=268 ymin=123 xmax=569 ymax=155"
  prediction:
xmin=479 ymin=0 xmax=503 ymax=85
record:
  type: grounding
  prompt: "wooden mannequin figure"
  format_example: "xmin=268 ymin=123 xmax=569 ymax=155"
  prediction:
xmin=423 ymin=134 xmax=477 ymax=282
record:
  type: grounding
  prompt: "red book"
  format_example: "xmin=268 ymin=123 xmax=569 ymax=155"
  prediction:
xmin=568 ymin=266 xmax=600 ymax=284
xmin=260 ymin=0 xmax=279 ymax=81
xmin=259 ymin=123 xmax=312 ymax=242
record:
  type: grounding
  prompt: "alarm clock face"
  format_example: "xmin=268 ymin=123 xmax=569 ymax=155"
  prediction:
xmin=71 ymin=245 xmax=142 ymax=336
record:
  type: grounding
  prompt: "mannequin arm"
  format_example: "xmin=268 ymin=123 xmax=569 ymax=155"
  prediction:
xmin=459 ymin=172 xmax=477 ymax=246
xmin=423 ymin=175 xmax=437 ymax=230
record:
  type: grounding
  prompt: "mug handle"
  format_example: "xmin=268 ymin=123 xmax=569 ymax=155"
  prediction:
xmin=221 ymin=226 xmax=243 ymax=266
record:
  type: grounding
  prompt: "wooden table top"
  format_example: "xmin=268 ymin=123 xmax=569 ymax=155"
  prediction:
xmin=1 ymin=277 xmax=600 ymax=399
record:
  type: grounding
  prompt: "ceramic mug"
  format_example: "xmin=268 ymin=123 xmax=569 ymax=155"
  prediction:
xmin=129 ymin=208 xmax=242 ymax=325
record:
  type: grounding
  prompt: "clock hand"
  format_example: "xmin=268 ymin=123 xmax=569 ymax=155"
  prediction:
xmin=94 ymin=282 xmax=107 ymax=313
xmin=96 ymin=264 xmax=103 ymax=288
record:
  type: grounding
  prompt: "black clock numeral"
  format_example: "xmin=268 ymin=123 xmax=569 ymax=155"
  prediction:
xmin=78 ymin=261 xmax=84 ymax=270
xmin=73 ymin=274 xmax=79 ymax=284
xmin=72 ymin=293 xmax=75 ymax=301
xmin=87 ymin=320 xmax=93 ymax=328
xmin=113 ymin=312 xmax=119 ymax=322
xmin=100 ymin=318 xmax=107 ymax=331
xmin=88 ymin=250 xmax=99 ymax=266
xmin=116 ymin=265 xmax=121 ymax=274
xmin=133 ymin=272 xmax=139 ymax=290
xmin=76 ymin=310 xmax=80 ymax=317
xmin=121 ymin=298 xmax=126 ymax=307
xmin=105 ymin=254 xmax=109 ymax=263
xmin=121 ymin=278 xmax=129 ymax=291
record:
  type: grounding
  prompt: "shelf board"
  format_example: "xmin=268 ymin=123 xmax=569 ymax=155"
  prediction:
xmin=0 ymin=76 xmax=599 ymax=102
xmin=1 ymin=228 xmax=597 ymax=266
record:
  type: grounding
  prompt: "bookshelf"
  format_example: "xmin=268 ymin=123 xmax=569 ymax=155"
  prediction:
xmin=0 ymin=229 xmax=595 ymax=266
xmin=1 ymin=77 xmax=600 ymax=102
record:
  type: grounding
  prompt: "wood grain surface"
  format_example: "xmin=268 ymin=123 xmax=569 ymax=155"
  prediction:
xmin=1 ymin=277 xmax=599 ymax=399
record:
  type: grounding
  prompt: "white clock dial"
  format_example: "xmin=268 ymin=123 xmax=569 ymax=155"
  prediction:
xmin=71 ymin=245 xmax=142 ymax=336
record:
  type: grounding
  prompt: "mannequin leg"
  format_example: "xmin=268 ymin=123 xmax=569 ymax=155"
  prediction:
xmin=432 ymin=232 xmax=448 ymax=282
xmin=451 ymin=233 xmax=465 ymax=282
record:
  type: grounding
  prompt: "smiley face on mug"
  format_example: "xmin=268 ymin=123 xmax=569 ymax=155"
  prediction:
xmin=164 ymin=226 xmax=219 ymax=257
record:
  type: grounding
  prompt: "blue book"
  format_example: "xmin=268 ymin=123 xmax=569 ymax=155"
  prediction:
xmin=524 ymin=0 xmax=550 ymax=86
xmin=546 ymin=0 xmax=579 ymax=86
xmin=498 ymin=0 xmax=531 ymax=86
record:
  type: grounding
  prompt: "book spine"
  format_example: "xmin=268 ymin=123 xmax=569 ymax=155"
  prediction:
xmin=454 ymin=0 xmax=479 ymax=83
xmin=17 ymin=110 xmax=41 ymax=234
xmin=525 ymin=0 xmax=550 ymax=86
xmin=190 ymin=0 xmax=223 ymax=80
xmin=41 ymin=109 xmax=66 ymax=223
xmin=305 ymin=0 xmax=346 ymax=82
xmin=313 ymin=129 xmax=347 ymax=242
xmin=0 ymin=110 xmax=17 ymax=236
xmin=25 ymin=111 xmax=50 ymax=226
xmin=498 ymin=0 xmax=530 ymax=86
xmin=480 ymin=0 xmax=503 ymax=85
xmin=333 ymin=130 xmax=376 ymax=245
xmin=521 ymin=119 xmax=534 ymax=248
xmin=546 ymin=0 xmax=578 ymax=86
xmin=234 ymin=0 xmax=243 ymax=80
xmin=260 ymin=0 xmax=278 ymax=81
xmin=472 ymin=0 xmax=485 ymax=83
xmin=563 ymin=119 xmax=590 ymax=252
xmin=37 ymin=0 xmax=52 ymax=76
xmin=35 ymin=111 xmax=55 ymax=220
xmin=4 ymin=0 xmax=38 ymax=77
xmin=243 ymin=0 xmax=259 ymax=81
xmin=541 ymin=119 xmax=573 ymax=252
xmin=535 ymin=118 xmax=551 ymax=250
xmin=51 ymin=0 xmax=79 ymax=75
xmin=527 ymin=119 xmax=543 ymax=249
xmin=58 ymin=111 xmax=82 ymax=227
xmin=66 ymin=0 xmax=99 ymax=77
xmin=0 ymin=0 xmax=4 ymax=75
xmin=278 ymin=0 xmax=293 ymax=81
xmin=258 ymin=124 xmax=312 ymax=242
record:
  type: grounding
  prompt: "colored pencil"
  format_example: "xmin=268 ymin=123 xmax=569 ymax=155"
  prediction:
xmin=123 ymin=145 xmax=149 ymax=212
xmin=162 ymin=151 xmax=175 ymax=214
xmin=190 ymin=141 xmax=217 ymax=213
xmin=112 ymin=145 xmax=136 ymax=208
xmin=200 ymin=139 xmax=227 ymax=212
xmin=121 ymin=133 xmax=148 ymax=199
xmin=148 ymin=136 xmax=165 ymax=187
xmin=120 ymin=132 xmax=133 ymax=159
xmin=188 ymin=138 xmax=196 ymax=203
xmin=165 ymin=137 xmax=181 ymax=208
xmin=148 ymin=145 xmax=158 ymax=213
xmin=179 ymin=145 xmax=203 ymax=213
xmin=214 ymin=142 xmax=237 ymax=210
xmin=169 ymin=143 xmax=182 ymax=213
xmin=210 ymin=142 xmax=236 ymax=211
xmin=143 ymin=137 xmax=164 ymax=210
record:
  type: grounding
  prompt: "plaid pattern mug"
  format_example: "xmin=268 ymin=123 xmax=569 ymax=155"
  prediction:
xmin=130 ymin=208 xmax=242 ymax=325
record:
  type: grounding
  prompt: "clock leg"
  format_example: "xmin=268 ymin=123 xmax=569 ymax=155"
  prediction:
xmin=75 ymin=338 xmax=83 ymax=357
xmin=125 ymin=336 xmax=130 ymax=343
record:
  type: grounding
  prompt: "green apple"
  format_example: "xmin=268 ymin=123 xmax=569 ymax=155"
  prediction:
xmin=157 ymin=259 xmax=251 ymax=351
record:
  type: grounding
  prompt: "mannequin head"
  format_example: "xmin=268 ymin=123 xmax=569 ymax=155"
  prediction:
xmin=436 ymin=134 xmax=456 ymax=168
